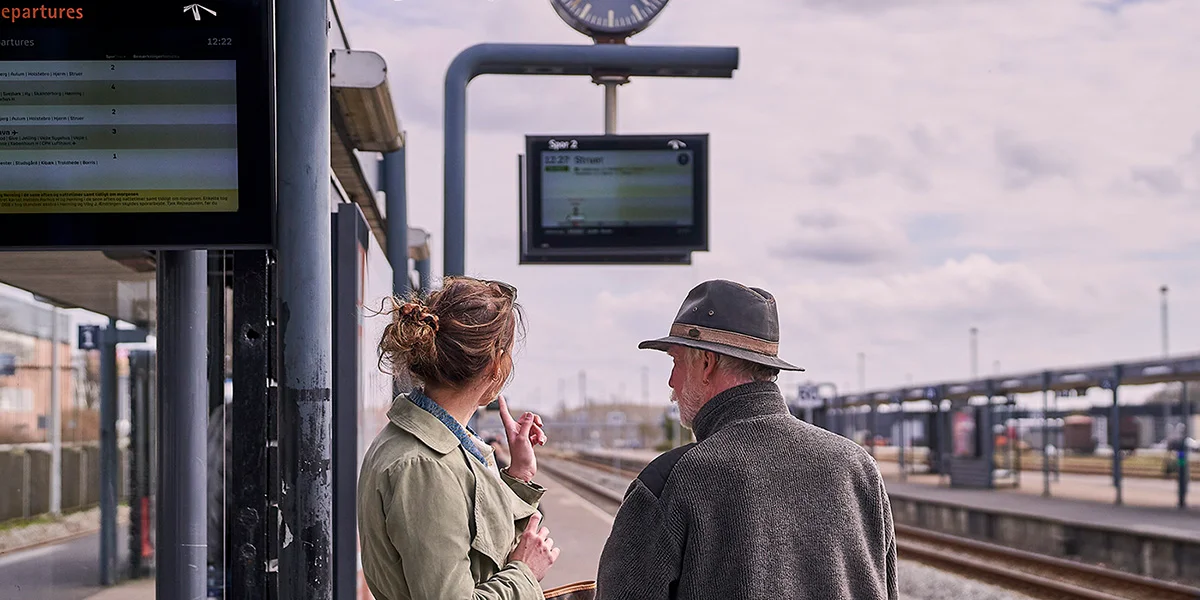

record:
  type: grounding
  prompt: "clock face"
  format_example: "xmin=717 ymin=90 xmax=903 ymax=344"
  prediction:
xmin=550 ymin=0 xmax=670 ymax=39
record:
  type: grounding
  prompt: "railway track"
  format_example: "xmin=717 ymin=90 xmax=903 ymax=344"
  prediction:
xmin=541 ymin=452 xmax=1200 ymax=600
xmin=896 ymin=525 xmax=1200 ymax=600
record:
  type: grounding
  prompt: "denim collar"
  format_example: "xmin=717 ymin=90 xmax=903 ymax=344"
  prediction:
xmin=407 ymin=388 xmax=488 ymax=466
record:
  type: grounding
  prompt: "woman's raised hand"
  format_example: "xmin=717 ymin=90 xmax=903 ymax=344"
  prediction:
xmin=497 ymin=394 xmax=546 ymax=482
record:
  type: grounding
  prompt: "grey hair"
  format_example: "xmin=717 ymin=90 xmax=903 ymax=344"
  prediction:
xmin=681 ymin=347 xmax=780 ymax=383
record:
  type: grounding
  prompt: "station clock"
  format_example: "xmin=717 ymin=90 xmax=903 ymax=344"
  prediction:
xmin=549 ymin=0 xmax=670 ymax=42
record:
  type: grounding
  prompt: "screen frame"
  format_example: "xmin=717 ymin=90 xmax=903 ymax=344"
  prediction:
xmin=0 ymin=0 xmax=276 ymax=250
xmin=521 ymin=133 xmax=708 ymax=264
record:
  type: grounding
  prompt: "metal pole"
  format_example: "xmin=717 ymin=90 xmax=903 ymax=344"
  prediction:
xmin=970 ymin=327 xmax=978 ymax=379
xmin=99 ymin=318 xmax=118 ymax=586
xmin=277 ymin=0 xmax=334 ymax=593
xmin=49 ymin=306 xmax=61 ymax=516
xmin=1042 ymin=374 xmax=1050 ymax=497
xmin=415 ymin=258 xmax=431 ymax=296
xmin=857 ymin=352 xmax=865 ymax=391
xmin=333 ymin=206 xmax=367 ymax=599
xmin=443 ymin=43 xmax=740 ymax=276
xmin=580 ymin=370 xmax=587 ymax=408
xmin=1162 ymin=286 xmax=1171 ymax=434
xmin=384 ymin=142 xmax=409 ymax=298
xmin=209 ymin=252 xmax=227 ymax=413
xmin=1054 ymin=391 xmax=1061 ymax=481
xmin=229 ymin=250 xmax=271 ymax=599
xmin=1180 ymin=380 xmax=1190 ymax=510
xmin=157 ymin=250 xmax=209 ymax=600
xmin=1111 ymin=375 xmax=1122 ymax=506
xmin=897 ymin=397 xmax=906 ymax=481
xmin=604 ymin=82 xmax=618 ymax=134
xmin=1161 ymin=285 xmax=1169 ymax=356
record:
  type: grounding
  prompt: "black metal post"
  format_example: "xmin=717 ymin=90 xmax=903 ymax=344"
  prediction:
xmin=383 ymin=146 xmax=409 ymax=299
xmin=229 ymin=251 xmax=273 ymax=599
xmin=277 ymin=0 xmax=334 ymax=590
xmin=1110 ymin=368 xmax=1123 ymax=506
xmin=98 ymin=318 xmax=118 ymax=586
xmin=209 ymin=251 xmax=227 ymax=413
xmin=332 ymin=205 xmax=368 ymax=598
xmin=869 ymin=398 xmax=877 ymax=459
xmin=1042 ymin=373 xmax=1051 ymax=497
xmin=127 ymin=350 xmax=156 ymax=578
xmin=416 ymin=258 xmax=431 ymax=296
xmin=902 ymin=398 xmax=907 ymax=482
xmin=1012 ymin=396 xmax=1021 ymax=489
xmin=1181 ymin=381 xmax=1190 ymax=510
xmin=157 ymin=250 xmax=210 ymax=599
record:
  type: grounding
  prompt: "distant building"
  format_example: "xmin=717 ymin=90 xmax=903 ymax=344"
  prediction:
xmin=0 ymin=294 xmax=86 ymax=444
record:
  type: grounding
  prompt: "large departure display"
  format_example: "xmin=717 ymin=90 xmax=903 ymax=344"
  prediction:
xmin=522 ymin=134 xmax=708 ymax=264
xmin=0 ymin=0 xmax=273 ymax=249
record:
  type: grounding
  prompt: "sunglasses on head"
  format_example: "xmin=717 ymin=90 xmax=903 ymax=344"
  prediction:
xmin=445 ymin=276 xmax=516 ymax=299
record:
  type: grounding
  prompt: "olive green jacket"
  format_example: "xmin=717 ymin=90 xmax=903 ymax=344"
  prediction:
xmin=357 ymin=395 xmax=546 ymax=600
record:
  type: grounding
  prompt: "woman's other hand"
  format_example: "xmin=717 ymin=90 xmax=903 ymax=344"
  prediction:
xmin=507 ymin=511 xmax=559 ymax=581
xmin=497 ymin=394 xmax=546 ymax=482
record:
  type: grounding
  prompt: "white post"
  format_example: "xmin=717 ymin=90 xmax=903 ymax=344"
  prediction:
xmin=49 ymin=306 xmax=62 ymax=516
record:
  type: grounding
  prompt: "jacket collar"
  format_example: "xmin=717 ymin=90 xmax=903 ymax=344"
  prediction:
xmin=691 ymin=380 xmax=789 ymax=441
xmin=386 ymin=392 xmax=461 ymax=455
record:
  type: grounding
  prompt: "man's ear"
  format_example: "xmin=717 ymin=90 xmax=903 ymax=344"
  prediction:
xmin=701 ymin=351 xmax=719 ymax=381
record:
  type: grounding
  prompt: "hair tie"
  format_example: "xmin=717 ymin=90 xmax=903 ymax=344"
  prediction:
xmin=421 ymin=313 xmax=440 ymax=333
xmin=399 ymin=302 xmax=421 ymax=318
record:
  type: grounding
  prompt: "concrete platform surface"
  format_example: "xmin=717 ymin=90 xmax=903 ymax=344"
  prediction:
xmin=83 ymin=578 xmax=154 ymax=600
xmin=534 ymin=469 xmax=615 ymax=591
xmin=70 ymin=469 xmax=617 ymax=599
xmin=883 ymin=478 xmax=1200 ymax=542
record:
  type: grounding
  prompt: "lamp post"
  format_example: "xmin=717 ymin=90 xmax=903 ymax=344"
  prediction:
xmin=1161 ymin=285 xmax=1173 ymax=436
xmin=1161 ymin=285 xmax=1169 ymax=357
xmin=857 ymin=352 xmax=867 ymax=441
xmin=970 ymin=327 xmax=978 ymax=379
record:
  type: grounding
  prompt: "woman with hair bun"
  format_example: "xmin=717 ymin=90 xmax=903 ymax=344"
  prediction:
xmin=357 ymin=277 xmax=559 ymax=600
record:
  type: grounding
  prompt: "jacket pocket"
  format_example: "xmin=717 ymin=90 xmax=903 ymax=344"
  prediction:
xmin=469 ymin=466 xmax=523 ymax=570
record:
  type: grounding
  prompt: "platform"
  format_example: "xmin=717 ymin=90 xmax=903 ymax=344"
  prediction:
xmin=574 ymin=445 xmax=1200 ymax=583
xmin=576 ymin=446 xmax=1195 ymax=530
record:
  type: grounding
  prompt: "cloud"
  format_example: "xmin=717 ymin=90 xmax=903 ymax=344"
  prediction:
xmin=343 ymin=0 xmax=1200 ymax=410
xmin=807 ymin=135 xmax=932 ymax=192
xmin=993 ymin=129 xmax=1074 ymax=190
xmin=770 ymin=208 xmax=911 ymax=265
xmin=1124 ymin=133 xmax=1200 ymax=197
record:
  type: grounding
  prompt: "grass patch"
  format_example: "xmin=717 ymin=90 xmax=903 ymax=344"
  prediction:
xmin=0 ymin=514 xmax=58 ymax=533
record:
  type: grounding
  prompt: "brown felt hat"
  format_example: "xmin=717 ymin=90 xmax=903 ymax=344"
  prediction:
xmin=638 ymin=279 xmax=803 ymax=371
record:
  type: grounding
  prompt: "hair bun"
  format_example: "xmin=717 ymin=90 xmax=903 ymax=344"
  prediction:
xmin=421 ymin=313 xmax=440 ymax=333
xmin=399 ymin=301 xmax=439 ymax=334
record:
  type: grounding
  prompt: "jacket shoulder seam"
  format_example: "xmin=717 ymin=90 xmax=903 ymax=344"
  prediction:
xmin=637 ymin=443 xmax=698 ymax=498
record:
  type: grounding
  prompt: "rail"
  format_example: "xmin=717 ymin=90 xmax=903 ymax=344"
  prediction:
xmin=896 ymin=525 xmax=1200 ymax=600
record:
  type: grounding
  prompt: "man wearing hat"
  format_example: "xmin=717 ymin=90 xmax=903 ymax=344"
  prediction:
xmin=596 ymin=280 xmax=897 ymax=600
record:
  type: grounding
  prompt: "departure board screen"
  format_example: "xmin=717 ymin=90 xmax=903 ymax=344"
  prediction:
xmin=522 ymin=134 xmax=708 ymax=263
xmin=539 ymin=149 xmax=695 ymax=229
xmin=0 ymin=0 xmax=273 ymax=249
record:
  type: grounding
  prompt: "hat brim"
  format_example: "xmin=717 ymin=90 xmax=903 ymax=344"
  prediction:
xmin=638 ymin=336 xmax=804 ymax=371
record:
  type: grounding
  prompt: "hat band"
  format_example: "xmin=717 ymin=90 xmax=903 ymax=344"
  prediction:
xmin=669 ymin=323 xmax=779 ymax=356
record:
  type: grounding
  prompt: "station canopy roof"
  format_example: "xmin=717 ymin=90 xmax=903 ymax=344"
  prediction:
xmin=834 ymin=353 xmax=1200 ymax=409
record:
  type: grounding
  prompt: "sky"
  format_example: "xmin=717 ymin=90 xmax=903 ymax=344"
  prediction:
xmin=345 ymin=0 xmax=1199 ymax=413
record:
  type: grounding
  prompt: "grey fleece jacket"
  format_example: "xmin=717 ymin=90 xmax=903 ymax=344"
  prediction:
xmin=596 ymin=381 xmax=898 ymax=600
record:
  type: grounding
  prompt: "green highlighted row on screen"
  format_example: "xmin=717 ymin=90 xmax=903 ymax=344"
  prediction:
xmin=0 ymin=125 xmax=235 ymax=151
xmin=0 ymin=190 xmax=238 ymax=213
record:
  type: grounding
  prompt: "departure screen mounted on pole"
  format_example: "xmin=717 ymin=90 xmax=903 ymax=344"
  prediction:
xmin=520 ymin=133 xmax=708 ymax=264
xmin=0 ymin=0 xmax=274 ymax=249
